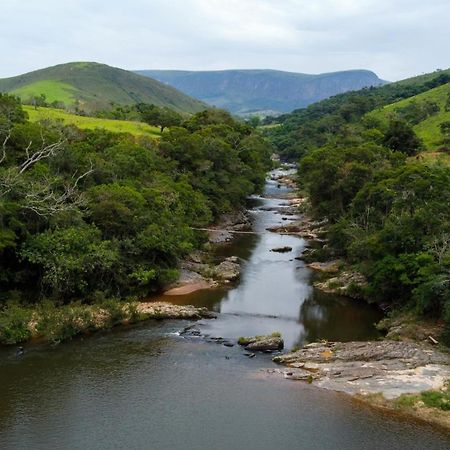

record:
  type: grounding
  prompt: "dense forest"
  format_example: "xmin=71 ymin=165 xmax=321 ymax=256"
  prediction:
xmin=0 ymin=96 xmax=271 ymax=314
xmin=265 ymin=71 xmax=450 ymax=342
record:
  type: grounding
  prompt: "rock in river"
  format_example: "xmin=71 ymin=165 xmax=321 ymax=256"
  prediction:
xmin=238 ymin=333 xmax=284 ymax=352
xmin=270 ymin=246 xmax=292 ymax=253
xmin=215 ymin=256 xmax=240 ymax=282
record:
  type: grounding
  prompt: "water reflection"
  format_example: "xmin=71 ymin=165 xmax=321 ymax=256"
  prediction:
xmin=161 ymin=172 xmax=382 ymax=349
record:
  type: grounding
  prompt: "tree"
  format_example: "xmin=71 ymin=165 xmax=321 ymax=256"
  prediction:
xmin=136 ymin=103 xmax=182 ymax=132
xmin=440 ymin=121 xmax=450 ymax=144
xmin=383 ymin=119 xmax=422 ymax=155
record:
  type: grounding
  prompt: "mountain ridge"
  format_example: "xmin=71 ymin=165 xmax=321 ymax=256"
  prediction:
xmin=136 ymin=68 xmax=386 ymax=115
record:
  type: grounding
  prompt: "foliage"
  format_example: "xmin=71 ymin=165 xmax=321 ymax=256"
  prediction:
xmin=0 ymin=301 xmax=33 ymax=344
xmin=277 ymin=69 xmax=450 ymax=341
xmin=0 ymin=96 xmax=272 ymax=309
xmin=264 ymin=70 xmax=450 ymax=160
xmin=382 ymin=119 xmax=422 ymax=155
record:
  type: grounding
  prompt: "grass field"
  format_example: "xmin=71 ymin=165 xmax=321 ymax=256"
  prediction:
xmin=24 ymin=106 xmax=161 ymax=138
xmin=12 ymin=80 xmax=79 ymax=104
xmin=366 ymin=83 xmax=450 ymax=150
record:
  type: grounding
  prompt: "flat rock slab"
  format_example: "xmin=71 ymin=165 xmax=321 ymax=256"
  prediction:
xmin=273 ymin=340 xmax=450 ymax=398
xmin=137 ymin=302 xmax=217 ymax=320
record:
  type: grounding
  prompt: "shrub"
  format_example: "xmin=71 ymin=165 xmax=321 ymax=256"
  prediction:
xmin=0 ymin=302 xmax=33 ymax=344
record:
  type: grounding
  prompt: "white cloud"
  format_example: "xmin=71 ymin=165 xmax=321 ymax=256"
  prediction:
xmin=0 ymin=0 xmax=448 ymax=80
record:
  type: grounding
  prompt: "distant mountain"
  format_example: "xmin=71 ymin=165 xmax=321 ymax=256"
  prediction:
xmin=0 ymin=62 xmax=206 ymax=114
xmin=135 ymin=69 xmax=386 ymax=115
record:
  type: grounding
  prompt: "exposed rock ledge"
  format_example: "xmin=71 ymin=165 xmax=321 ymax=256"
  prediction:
xmin=273 ymin=340 xmax=450 ymax=399
xmin=137 ymin=302 xmax=217 ymax=320
xmin=163 ymin=255 xmax=240 ymax=295
xmin=238 ymin=333 xmax=284 ymax=352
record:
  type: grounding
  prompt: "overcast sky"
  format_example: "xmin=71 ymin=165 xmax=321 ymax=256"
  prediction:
xmin=1 ymin=0 xmax=449 ymax=81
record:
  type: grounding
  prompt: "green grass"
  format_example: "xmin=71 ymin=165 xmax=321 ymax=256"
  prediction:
xmin=366 ymin=83 xmax=450 ymax=150
xmin=12 ymin=80 xmax=79 ymax=104
xmin=394 ymin=384 xmax=450 ymax=412
xmin=0 ymin=62 xmax=206 ymax=114
xmin=24 ymin=105 xmax=161 ymax=138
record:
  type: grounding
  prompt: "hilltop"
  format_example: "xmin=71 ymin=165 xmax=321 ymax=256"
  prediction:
xmin=0 ymin=62 xmax=206 ymax=114
xmin=136 ymin=68 xmax=386 ymax=116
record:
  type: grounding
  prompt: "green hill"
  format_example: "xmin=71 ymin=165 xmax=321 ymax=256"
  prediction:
xmin=264 ymin=68 xmax=450 ymax=159
xmin=136 ymin=69 xmax=385 ymax=116
xmin=23 ymin=105 xmax=161 ymax=138
xmin=366 ymin=82 xmax=450 ymax=150
xmin=0 ymin=62 xmax=207 ymax=114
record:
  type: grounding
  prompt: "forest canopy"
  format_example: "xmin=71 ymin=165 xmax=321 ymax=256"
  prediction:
xmin=0 ymin=95 xmax=272 ymax=304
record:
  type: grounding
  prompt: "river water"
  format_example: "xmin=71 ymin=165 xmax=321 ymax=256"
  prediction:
xmin=0 ymin=170 xmax=449 ymax=449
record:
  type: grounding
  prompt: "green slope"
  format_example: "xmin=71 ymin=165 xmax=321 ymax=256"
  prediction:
xmin=264 ymin=67 xmax=450 ymax=159
xmin=24 ymin=105 xmax=161 ymax=138
xmin=366 ymin=82 xmax=450 ymax=150
xmin=0 ymin=62 xmax=207 ymax=114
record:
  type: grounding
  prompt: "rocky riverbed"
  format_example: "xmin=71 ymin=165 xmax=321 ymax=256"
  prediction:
xmin=273 ymin=340 xmax=449 ymax=398
xmin=163 ymin=210 xmax=247 ymax=295
xmin=260 ymin=169 xmax=450 ymax=429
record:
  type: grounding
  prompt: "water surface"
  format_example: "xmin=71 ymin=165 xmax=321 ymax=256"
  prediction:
xmin=1 ymin=171 xmax=448 ymax=449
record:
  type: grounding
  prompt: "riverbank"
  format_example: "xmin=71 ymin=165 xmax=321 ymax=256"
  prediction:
xmin=161 ymin=209 xmax=249 ymax=296
xmin=272 ymin=339 xmax=450 ymax=430
xmin=0 ymin=208 xmax=246 ymax=346
xmin=266 ymin=170 xmax=450 ymax=430
xmin=0 ymin=300 xmax=216 ymax=346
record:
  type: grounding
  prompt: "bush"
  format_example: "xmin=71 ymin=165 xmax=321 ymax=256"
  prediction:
xmin=0 ymin=302 xmax=33 ymax=344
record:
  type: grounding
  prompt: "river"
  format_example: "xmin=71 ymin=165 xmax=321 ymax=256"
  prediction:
xmin=0 ymin=170 xmax=449 ymax=449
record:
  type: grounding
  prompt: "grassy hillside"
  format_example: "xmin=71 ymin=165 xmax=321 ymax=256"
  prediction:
xmin=366 ymin=82 xmax=450 ymax=150
xmin=137 ymin=69 xmax=385 ymax=116
xmin=0 ymin=62 xmax=206 ymax=114
xmin=24 ymin=106 xmax=161 ymax=138
xmin=264 ymin=68 xmax=450 ymax=159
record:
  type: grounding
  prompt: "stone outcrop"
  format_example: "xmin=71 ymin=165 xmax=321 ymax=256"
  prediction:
xmin=238 ymin=334 xmax=284 ymax=352
xmin=214 ymin=256 xmax=240 ymax=282
xmin=271 ymin=246 xmax=293 ymax=253
xmin=313 ymin=270 xmax=368 ymax=299
xmin=273 ymin=340 xmax=450 ymax=399
xmin=306 ymin=260 xmax=341 ymax=274
xmin=137 ymin=302 xmax=217 ymax=320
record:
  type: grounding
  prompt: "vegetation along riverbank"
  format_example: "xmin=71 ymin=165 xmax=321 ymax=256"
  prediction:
xmin=261 ymin=69 xmax=450 ymax=429
xmin=0 ymin=93 xmax=272 ymax=345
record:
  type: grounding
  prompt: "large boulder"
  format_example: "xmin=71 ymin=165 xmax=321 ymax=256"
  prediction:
xmin=238 ymin=333 xmax=284 ymax=352
xmin=214 ymin=256 xmax=240 ymax=282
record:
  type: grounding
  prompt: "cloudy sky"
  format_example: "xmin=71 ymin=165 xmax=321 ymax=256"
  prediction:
xmin=1 ymin=0 xmax=449 ymax=80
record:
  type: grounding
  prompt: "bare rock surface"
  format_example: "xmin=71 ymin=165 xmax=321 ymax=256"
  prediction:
xmin=313 ymin=270 xmax=368 ymax=298
xmin=239 ymin=334 xmax=284 ymax=352
xmin=214 ymin=256 xmax=240 ymax=282
xmin=273 ymin=340 xmax=450 ymax=399
xmin=306 ymin=260 xmax=341 ymax=274
xmin=137 ymin=302 xmax=217 ymax=320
